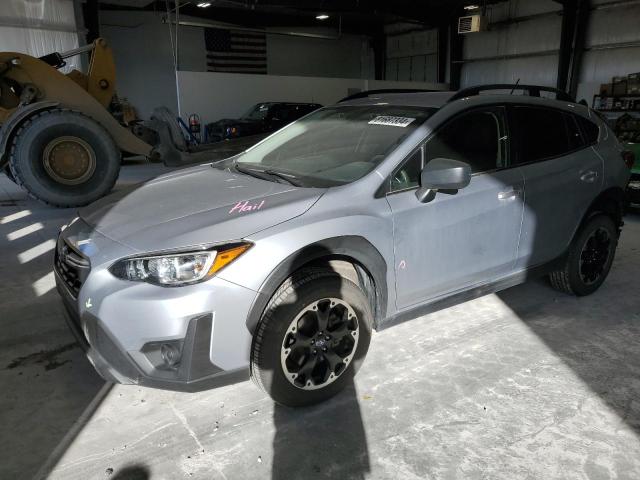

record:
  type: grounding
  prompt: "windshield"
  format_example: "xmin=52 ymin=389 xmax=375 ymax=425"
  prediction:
xmin=232 ymin=105 xmax=435 ymax=187
xmin=242 ymin=103 xmax=273 ymax=120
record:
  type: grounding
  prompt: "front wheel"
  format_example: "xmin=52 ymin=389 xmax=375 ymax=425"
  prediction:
xmin=549 ymin=214 xmax=618 ymax=296
xmin=251 ymin=268 xmax=372 ymax=407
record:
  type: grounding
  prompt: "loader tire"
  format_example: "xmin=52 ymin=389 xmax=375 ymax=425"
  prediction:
xmin=3 ymin=166 xmax=16 ymax=184
xmin=9 ymin=109 xmax=120 ymax=207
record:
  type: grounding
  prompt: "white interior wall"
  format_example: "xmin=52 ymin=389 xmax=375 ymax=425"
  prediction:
xmin=177 ymin=71 xmax=447 ymax=125
xmin=100 ymin=11 xmax=375 ymax=119
xmin=266 ymin=29 xmax=372 ymax=79
xmin=100 ymin=10 xmax=206 ymax=119
xmin=0 ymin=0 xmax=80 ymax=72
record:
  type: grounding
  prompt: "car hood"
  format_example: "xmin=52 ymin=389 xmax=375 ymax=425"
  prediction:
xmin=79 ymin=164 xmax=324 ymax=252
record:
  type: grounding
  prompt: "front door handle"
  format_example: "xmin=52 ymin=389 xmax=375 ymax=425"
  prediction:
xmin=498 ymin=189 xmax=521 ymax=200
xmin=580 ymin=170 xmax=598 ymax=183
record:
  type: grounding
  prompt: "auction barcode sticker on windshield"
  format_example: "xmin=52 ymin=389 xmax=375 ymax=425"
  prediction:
xmin=368 ymin=116 xmax=415 ymax=127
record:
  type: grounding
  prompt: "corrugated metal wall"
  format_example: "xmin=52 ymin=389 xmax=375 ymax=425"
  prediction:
xmin=0 ymin=0 xmax=81 ymax=73
xmin=580 ymin=0 xmax=640 ymax=83
xmin=460 ymin=0 xmax=562 ymax=88
xmin=576 ymin=0 xmax=640 ymax=102
xmin=385 ymin=27 xmax=439 ymax=82
xmin=459 ymin=0 xmax=640 ymax=102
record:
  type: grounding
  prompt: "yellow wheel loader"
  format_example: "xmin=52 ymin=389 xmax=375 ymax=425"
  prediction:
xmin=0 ymin=38 xmax=257 ymax=207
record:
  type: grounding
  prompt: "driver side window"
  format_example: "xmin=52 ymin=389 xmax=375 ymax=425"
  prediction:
xmin=424 ymin=108 xmax=507 ymax=173
xmin=388 ymin=107 xmax=508 ymax=194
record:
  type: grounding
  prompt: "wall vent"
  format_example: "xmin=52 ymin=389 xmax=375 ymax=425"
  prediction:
xmin=458 ymin=15 xmax=487 ymax=34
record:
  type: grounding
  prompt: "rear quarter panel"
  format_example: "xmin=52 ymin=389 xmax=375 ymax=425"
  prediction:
xmin=590 ymin=112 xmax=631 ymax=191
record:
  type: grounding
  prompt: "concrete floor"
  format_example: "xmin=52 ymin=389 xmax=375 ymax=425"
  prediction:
xmin=1 ymin=163 xmax=640 ymax=480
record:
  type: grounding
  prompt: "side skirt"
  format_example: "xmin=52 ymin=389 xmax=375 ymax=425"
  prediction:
xmin=377 ymin=256 xmax=564 ymax=332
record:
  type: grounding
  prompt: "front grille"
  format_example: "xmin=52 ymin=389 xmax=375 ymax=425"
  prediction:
xmin=54 ymin=237 xmax=91 ymax=298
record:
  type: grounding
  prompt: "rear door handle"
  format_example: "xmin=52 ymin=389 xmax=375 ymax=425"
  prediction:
xmin=498 ymin=189 xmax=521 ymax=200
xmin=580 ymin=170 xmax=598 ymax=183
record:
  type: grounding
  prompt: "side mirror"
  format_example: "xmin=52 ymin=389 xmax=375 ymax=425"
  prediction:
xmin=415 ymin=158 xmax=472 ymax=203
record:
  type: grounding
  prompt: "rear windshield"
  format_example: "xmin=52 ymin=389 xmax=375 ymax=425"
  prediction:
xmin=231 ymin=105 xmax=435 ymax=187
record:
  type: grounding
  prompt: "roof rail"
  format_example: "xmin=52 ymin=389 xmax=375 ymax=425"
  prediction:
xmin=338 ymin=88 xmax=438 ymax=103
xmin=448 ymin=84 xmax=575 ymax=103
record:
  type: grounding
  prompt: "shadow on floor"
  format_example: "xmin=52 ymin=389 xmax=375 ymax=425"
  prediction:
xmin=264 ymin=247 xmax=371 ymax=479
xmin=272 ymin=382 xmax=369 ymax=480
xmin=497 ymin=211 xmax=640 ymax=434
xmin=0 ymin=166 xmax=173 ymax=479
xmin=111 ymin=464 xmax=151 ymax=480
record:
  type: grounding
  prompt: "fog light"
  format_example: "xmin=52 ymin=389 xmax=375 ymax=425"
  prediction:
xmin=161 ymin=343 xmax=181 ymax=367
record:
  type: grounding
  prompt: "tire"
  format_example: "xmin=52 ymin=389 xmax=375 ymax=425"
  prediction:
xmin=8 ymin=109 xmax=121 ymax=207
xmin=549 ymin=214 xmax=618 ymax=296
xmin=3 ymin=166 xmax=16 ymax=183
xmin=251 ymin=268 xmax=373 ymax=407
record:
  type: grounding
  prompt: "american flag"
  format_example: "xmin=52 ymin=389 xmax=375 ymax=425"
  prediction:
xmin=204 ymin=28 xmax=267 ymax=74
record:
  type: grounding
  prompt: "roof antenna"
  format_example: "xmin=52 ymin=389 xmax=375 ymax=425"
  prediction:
xmin=510 ymin=78 xmax=520 ymax=95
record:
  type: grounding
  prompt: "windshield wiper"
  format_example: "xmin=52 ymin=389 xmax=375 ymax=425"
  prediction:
xmin=233 ymin=163 xmax=302 ymax=187
xmin=263 ymin=169 xmax=303 ymax=187
xmin=233 ymin=163 xmax=273 ymax=182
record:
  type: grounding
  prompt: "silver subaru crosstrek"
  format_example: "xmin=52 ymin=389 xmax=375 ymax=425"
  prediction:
xmin=55 ymin=85 xmax=631 ymax=406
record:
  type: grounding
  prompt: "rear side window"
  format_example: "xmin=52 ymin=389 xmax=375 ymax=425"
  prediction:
xmin=577 ymin=116 xmax=600 ymax=145
xmin=514 ymin=106 xmax=573 ymax=164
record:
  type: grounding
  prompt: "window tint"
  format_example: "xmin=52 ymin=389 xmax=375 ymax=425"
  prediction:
xmin=514 ymin=106 xmax=573 ymax=164
xmin=425 ymin=109 xmax=507 ymax=173
xmin=269 ymin=105 xmax=296 ymax=121
xmin=577 ymin=116 xmax=600 ymax=144
xmin=564 ymin=113 xmax=584 ymax=151
xmin=390 ymin=148 xmax=422 ymax=192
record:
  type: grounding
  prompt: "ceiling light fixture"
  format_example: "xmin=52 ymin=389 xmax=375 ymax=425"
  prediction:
xmin=464 ymin=4 xmax=480 ymax=10
xmin=315 ymin=14 xmax=330 ymax=20
xmin=197 ymin=2 xmax=212 ymax=7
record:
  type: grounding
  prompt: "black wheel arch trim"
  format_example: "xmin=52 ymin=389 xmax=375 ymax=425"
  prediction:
xmin=244 ymin=236 xmax=388 ymax=334
xmin=583 ymin=186 xmax=626 ymax=230
xmin=0 ymin=101 xmax=60 ymax=169
xmin=557 ymin=187 xmax=626 ymax=265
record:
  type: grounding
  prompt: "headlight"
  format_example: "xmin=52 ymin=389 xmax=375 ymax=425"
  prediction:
xmin=109 ymin=243 xmax=251 ymax=286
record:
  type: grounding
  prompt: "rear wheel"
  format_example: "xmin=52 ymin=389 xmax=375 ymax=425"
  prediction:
xmin=8 ymin=109 xmax=120 ymax=207
xmin=549 ymin=214 xmax=618 ymax=296
xmin=251 ymin=268 xmax=372 ymax=407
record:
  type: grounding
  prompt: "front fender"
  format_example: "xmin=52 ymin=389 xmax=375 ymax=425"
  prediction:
xmin=227 ymin=235 xmax=389 ymax=335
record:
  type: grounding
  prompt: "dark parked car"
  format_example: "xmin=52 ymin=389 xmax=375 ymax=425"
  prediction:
xmin=205 ymin=102 xmax=322 ymax=142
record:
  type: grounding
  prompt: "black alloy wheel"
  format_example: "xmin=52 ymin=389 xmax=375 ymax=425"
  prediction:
xmin=281 ymin=297 xmax=359 ymax=390
xmin=578 ymin=227 xmax=612 ymax=285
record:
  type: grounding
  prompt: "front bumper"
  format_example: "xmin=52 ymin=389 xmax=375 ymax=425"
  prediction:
xmin=54 ymin=224 xmax=256 ymax=392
